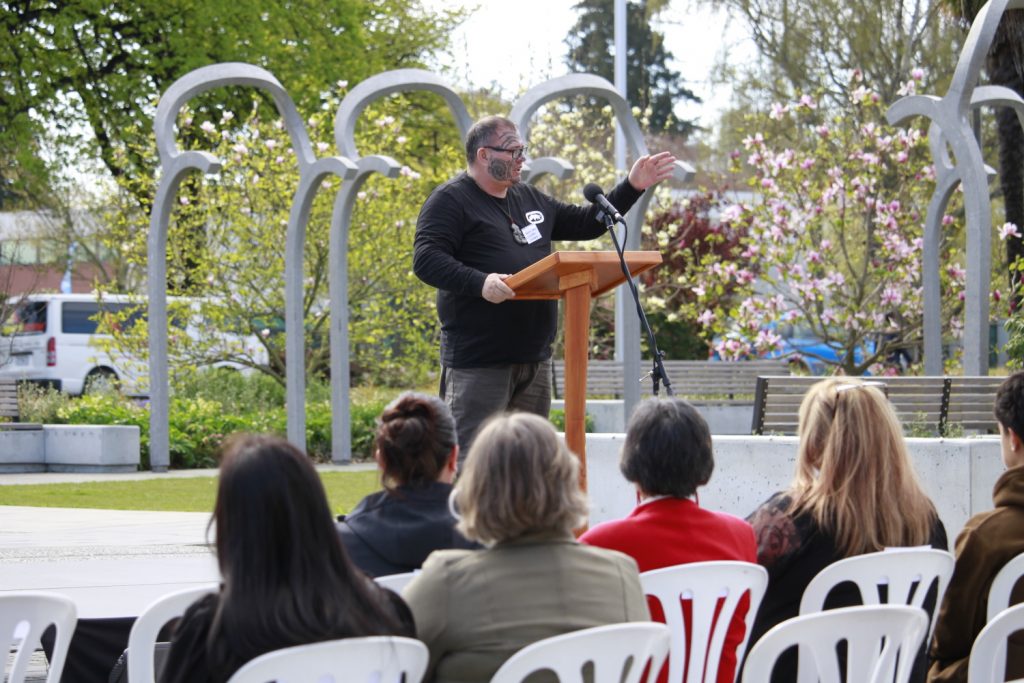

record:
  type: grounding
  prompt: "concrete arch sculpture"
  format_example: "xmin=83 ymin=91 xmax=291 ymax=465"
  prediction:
xmin=320 ymin=69 xmax=472 ymax=462
xmin=511 ymin=74 xmax=695 ymax=419
xmin=887 ymin=0 xmax=1024 ymax=374
xmin=148 ymin=62 xmax=356 ymax=469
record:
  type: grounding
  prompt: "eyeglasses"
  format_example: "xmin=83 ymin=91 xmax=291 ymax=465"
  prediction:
xmin=484 ymin=145 xmax=528 ymax=160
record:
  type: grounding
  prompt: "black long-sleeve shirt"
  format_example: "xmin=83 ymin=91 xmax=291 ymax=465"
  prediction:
xmin=413 ymin=172 xmax=643 ymax=367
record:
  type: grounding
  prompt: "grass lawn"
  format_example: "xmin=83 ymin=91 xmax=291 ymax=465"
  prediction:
xmin=0 ymin=470 xmax=381 ymax=516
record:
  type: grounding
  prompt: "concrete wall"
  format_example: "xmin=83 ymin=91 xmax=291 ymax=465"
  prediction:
xmin=584 ymin=433 xmax=1004 ymax=543
xmin=0 ymin=425 xmax=140 ymax=473
xmin=553 ymin=399 xmax=754 ymax=435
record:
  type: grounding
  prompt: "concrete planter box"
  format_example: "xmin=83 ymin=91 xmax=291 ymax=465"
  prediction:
xmin=583 ymin=433 xmax=1003 ymax=542
xmin=0 ymin=429 xmax=45 ymax=473
xmin=44 ymin=425 xmax=140 ymax=473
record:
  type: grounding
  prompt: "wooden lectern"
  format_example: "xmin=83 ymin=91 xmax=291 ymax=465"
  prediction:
xmin=505 ymin=250 xmax=662 ymax=492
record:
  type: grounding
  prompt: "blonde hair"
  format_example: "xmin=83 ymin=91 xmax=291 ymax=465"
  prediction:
xmin=454 ymin=412 xmax=588 ymax=545
xmin=789 ymin=378 xmax=937 ymax=556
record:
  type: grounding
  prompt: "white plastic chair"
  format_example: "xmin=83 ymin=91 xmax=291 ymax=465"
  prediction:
xmin=741 ymin=605 xmax=928 ymax=683
xmin=987 ymin=551 xmax=1024 ymax=621
xmin=0 ymin=591 xmax=77 ymax=683
xmin=968 ymin=602 xmax=1024 ymax=683
xmin=799 ymin=548 xmax=953 ymax=638
xmin=798 ymin=548 xmax=952 ymax=683
xmin=641 ymin=561 xmax=768 ymax=683
xmin=225 ymin=635 xmax=428 ymax=683
xmin=488 ymin=622 xmax=672 ymax=683
xmin=374 ymin=571 xmax=418 ymax=594
xmin=126 ymin=585 xmax=217 ymax=683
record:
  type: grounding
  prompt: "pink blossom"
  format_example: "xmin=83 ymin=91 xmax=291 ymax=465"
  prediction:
xmin=755 ymin=329 xmax=783 ymax=351
xmin=769 ymin=103 xmax=788 ymax=120
xmin=200 ymin=121 xmax=216 ymax=134
xmin=911 ymin=68 xmax=925 ymax=80
xmin=798 ymin=94 xmax=816 ymax=109
xmin=692 ymin=285 xmax=706 ymax=297
xmin=800 ymin=157 xmax=815 ymax=170
xmin=999 ymin=222 xmax=1021 ymax=241
xmin=942 ymin=215 xmax=955 ymax=226
xmin=720 ymin=204 xmax=744 ymax=223
xmin=697 ymin=309 xmax=716 ymax=326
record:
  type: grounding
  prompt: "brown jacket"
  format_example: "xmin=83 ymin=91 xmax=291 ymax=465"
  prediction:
xmin=403 ymin=530 xmax=650 ymax=683
xmin=928 ymin=464 xmax=1024 ymax=682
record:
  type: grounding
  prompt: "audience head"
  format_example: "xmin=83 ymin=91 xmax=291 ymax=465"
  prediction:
xmin=620 ymin=397 xmax=714 ymax=499
xmin=454 ymin=412 xmax=587 ymax=545
xmin=214 ymin=433 xmax=344 ymax=582
xmin=211 ymin=434 xmax=400 ymax=657
xmin=995 ymin=371 xmax=1024 ymax=468
xmin=791 ymin=378 xmax=936 ymax=555
xmin=374 ymin=391 xmax=457 ymax=490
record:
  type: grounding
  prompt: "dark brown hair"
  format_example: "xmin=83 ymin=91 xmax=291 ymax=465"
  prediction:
xmin=206 ymin=434 xmax=402 ymax=679
xmin=375 ymin=392 xmax=456 ymax=490
xmin=620 ymin=397 xmax=714 ymax=498
xmin=995 ymin=371 xmax=1024 ymax=439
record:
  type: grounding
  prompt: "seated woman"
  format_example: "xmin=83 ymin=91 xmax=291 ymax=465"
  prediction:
xmin=580 ymin=397 xmax=756 ymax=683
xmin=337 ymin=392 xmax=478 ymax=577
xmin=746 ymin=378 xmax=947 ymax=682
xmin=160 ymin=434 xmax=414 ymax=683
xmin=403 ymin=412 xmax=650 ymax=683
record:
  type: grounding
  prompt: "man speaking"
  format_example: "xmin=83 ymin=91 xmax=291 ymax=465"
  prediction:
xmin=413 ymin=115 xmax=676 ymax=459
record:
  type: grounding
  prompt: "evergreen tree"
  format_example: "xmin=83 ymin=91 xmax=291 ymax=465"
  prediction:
xmin=565 ymin=0 xmax=700 ymax=137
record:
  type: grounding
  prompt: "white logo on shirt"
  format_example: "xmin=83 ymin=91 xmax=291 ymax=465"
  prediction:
xmin=525 ymin=210 xmax=544 ymax=225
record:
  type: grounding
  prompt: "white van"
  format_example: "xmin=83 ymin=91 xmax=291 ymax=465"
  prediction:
xmin=0 ymin=293 xmax=267 ymax=396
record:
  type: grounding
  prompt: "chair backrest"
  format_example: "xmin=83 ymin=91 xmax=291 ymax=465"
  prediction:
xmin=641 ymin=561 xmax=768 ymax=683
xmin=741 ymin=605 xmax=928 ymax=683
xmin=127 ymin=585 xmax=217 ymax=683
xmin=968 ymin=603 xmax=1024 ymax=683
xmin=799 ymin=548 xmax=953 ymax=638
xmin=374 ymin=571 xmax=418 ymax=594
xmin=987 ymin=551 xmax=1024 ymax=621
xmin=0 ymin=591 xmax=77 ymax=683
xmin=225 ymin=636 xmax=429 ymax=683
xmin=488 ymin=622 xmax=671 ymax=683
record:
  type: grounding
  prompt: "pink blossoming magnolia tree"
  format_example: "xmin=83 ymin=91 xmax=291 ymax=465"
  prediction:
xmin=687 ymin=73 xmax=997 ymax=375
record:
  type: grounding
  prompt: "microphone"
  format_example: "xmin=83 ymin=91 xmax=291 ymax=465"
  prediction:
xmin=583 ymin=183 xmax=624 ymax=223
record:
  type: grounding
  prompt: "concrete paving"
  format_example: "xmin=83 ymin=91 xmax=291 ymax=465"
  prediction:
xmin=0 ymin=462 xmax=377 ymax=680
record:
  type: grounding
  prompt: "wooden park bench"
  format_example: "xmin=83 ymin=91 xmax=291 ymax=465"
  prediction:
xmin=0 ymin=378 xmax=42 ymax=430
xmin=552 ymin=359 xmax=790 ymax=404
xmin=751 ymin=375 xmax=1005 ymax=436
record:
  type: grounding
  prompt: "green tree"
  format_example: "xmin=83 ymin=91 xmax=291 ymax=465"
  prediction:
xmin=0 ymin=0 xmax=461 ymax=208
xmin=95 ymin=90 xmax=463 ymax=389
xmin=704 ymin=0 xmax=961 ymax=109
xmin=565 ymin=0 xmax=700 ymax=137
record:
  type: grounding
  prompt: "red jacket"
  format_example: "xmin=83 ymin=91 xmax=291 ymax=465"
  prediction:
xmin=581 ymin=497 xmax=757 ymax=683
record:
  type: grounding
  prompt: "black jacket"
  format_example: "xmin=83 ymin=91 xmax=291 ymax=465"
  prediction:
xmin=337 ymin=481 xmax=480 ymax=578
xmin=413 ymin=173 xmax=643 ymax=367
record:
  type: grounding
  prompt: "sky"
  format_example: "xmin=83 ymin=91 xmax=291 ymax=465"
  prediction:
xmin=422 ymin=0 xmax=754 ymax=131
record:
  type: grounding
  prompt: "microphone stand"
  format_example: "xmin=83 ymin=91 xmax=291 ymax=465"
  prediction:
xmin=601 ymin=211 xmax=674 ymax=397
